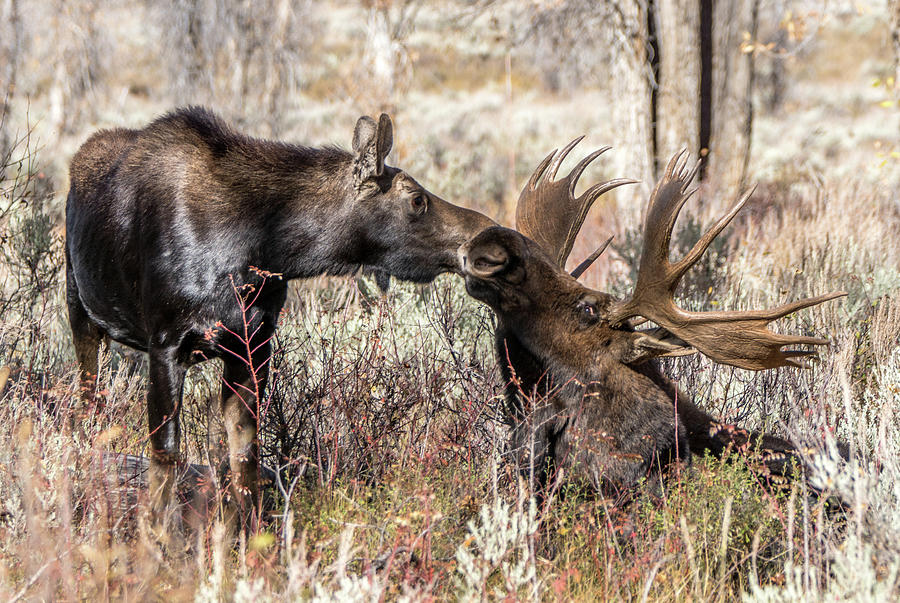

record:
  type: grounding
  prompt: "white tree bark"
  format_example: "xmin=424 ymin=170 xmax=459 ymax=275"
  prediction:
xmin=656 ymin=0 xmax=701 ymax=164
xmin=708 ymin=0 xmax=758 ymax=198
xmin=606 ymin=0 xmax=757 ymax=205
xmin=891 ymin=0 xmax=900 ymax=86
xmin=609 ymin=0 xmax=656 ymax=203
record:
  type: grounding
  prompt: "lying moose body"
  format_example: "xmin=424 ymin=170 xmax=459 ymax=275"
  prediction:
xmin=65 ymin=107 xmax=494 ymax=528
xmin=460 ymin=145 xmax=844 ymax=495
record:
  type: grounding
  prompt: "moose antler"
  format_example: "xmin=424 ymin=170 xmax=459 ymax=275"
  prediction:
xmin=607 ymin=152 xmax=846 ymax=370
xmin=516 ymin=138 xmax=636 ymax=270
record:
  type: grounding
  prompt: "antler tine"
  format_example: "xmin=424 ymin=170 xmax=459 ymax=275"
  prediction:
xmin=527 ymin=149 xmax=557 ymax=191
xmin=672 ymin=149 xmax=697 ymax=181
xmin=608 ymin=151 xmax=847 ymax=371
xmin=561 ymin=175 xmax=637 ymax=266
xmin=780 ymin=347 xmax=831 ymax=370
xmin=570 ymin=235 xmax=613 ymax=279
xmin=680 ymin=161 xmax=701 ymax=194
xmin=683 ymin=290 xmax=847 ymax=325
xmin=585 ymin=177 xmax=641 ymax=200
xmin=516 ymin=140 xmax=636 ymax=268
xmin=566 ymin=146 xmax=612 ymax=193
xmin=548 ymin=136 xmax=585 ymax=181
xmin=670 ymin=184 xmax=753 ymax=284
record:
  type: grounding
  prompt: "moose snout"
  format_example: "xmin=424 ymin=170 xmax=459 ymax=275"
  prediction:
xmin=460 ymin=241 xmax=510 ymax=278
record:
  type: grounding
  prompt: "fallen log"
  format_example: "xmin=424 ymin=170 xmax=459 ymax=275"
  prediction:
xmin=97 ymin=452 xmax=277 ymax=527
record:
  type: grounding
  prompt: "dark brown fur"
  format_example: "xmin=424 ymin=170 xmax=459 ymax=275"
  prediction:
xmin=461 ymin=227 xmax=800 ymax=496
xmin=66 ymin=107 xmax=495 ymax=532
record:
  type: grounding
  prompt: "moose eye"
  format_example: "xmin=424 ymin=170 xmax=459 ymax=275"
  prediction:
xmin=577 ymin=299 xmax=599 ymax=323
xmin=410 ymin=193 xmax=427 ymax=213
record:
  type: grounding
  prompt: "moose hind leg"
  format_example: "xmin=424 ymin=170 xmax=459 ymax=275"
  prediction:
xmin=147 ymin=345 xmax=186 ymax=538
xmin=220 ymin=339 xmax=269 ymax=532
xmin=66 ymin=255 xmax=107 ymax=404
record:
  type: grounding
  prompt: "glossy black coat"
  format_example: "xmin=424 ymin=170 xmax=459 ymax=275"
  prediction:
xmin=65 ymin=107 xmax=495 ymax=528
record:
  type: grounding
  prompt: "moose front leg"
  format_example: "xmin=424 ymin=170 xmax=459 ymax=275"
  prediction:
xmin=220 ymin=338 xmax=269 ymax=533
xmin=147 ymin=346 xmax=186 ymax=534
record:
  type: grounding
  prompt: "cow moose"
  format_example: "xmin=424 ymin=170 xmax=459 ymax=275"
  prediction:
xmin=460 ymin=142 xmax=845 ymax=496
xmin=65 ymin=106 xmax=495 ymax=531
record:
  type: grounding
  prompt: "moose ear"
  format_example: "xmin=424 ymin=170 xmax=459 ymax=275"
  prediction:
xmin=353 ymin=116 xmax=377 ymax=155
xmin=375 ymin=113 xmax=393 ymax=174
xmin=352 ymin=115 xmax=378 ymax=181
xmin=352 ymin=114 xmax=393 ymax=181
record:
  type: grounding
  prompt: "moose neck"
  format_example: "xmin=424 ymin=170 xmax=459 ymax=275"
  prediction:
xmin=496 ymin=319 xmax=694 ymax=422
xmin=220 ymin=144 xmax=372 ymax=281
xmin=496 ymin=319 xmax=794 ymax=462
xmin=494 ymin=320 xmax=589 ymax=419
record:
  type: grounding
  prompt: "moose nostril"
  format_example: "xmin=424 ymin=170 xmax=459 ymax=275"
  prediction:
xmin=474 ymin=256 xmax=501 ymax=270
xmin=470 ymin=246 xmax=508 ymax=276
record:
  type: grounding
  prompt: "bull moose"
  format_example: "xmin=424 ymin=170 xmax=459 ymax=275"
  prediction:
xmin=460 ymin=142 xmax=845 ymax=496
xmin=65 ymin=106 xmax=495 ymax=531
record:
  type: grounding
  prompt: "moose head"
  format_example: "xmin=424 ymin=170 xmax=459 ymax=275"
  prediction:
xmin=347 ymin=113 xmax=494 ymax=284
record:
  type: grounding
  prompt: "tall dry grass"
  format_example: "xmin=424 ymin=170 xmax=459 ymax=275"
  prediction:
xmin=1 ymin=102 xmax=899 ymax=598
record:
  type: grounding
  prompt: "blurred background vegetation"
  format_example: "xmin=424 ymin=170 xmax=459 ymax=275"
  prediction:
xmin=1 ymin=0 xmax=900 ymax=600
xmin=1 ymin=1 xmax=897 ymax=229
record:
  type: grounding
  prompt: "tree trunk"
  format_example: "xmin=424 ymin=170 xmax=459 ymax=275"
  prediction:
xmin=891 ymin=0 xmax=900 ymax=87
xmin=655 ymin=0 xmax=701 ymax=163
xmin=608 ymin=0 xmax=758 ymax=203
xmin=608 ymin=0 xmax=656 ymax=205
xmin=706 ymin=0 xmax=758 ymax=198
